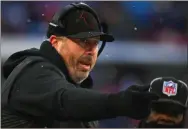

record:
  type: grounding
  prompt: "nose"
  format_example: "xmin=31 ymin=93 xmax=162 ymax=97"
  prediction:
xmin=85 ymin=42 xmax=98 ymax=55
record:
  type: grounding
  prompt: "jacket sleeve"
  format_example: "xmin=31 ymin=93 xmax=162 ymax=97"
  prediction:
xmin=9 ymin=62 xmax=129 ymax=121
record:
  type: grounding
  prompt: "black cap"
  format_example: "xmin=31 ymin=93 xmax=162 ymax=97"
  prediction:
xmin=149 ymin=77 xmax=188 ymax=108
xmin=47 ymin=2 xmax=114 ymax=42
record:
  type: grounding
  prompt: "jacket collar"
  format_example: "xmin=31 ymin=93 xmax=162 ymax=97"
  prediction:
xmin=39 ymin=40 xmax=93 ymax=88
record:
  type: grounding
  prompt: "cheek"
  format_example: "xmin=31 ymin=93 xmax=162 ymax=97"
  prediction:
xmin=69 ymin=53 xmax=80 ymax=66
xmin=62 ymin=45 xmax=82 ymax=67
xmin=56 ymin=43 xmax=72 ymax=65
xmin=68 ymin=46 xmax=83 ymax=63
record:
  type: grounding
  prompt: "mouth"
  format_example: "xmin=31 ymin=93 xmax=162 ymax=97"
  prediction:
xmin=78 ymin=61 xmax=91 ymax=71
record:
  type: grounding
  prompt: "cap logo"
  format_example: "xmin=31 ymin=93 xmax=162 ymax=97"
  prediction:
xmin=162 ymin=81 xmax=178 ymax=96
xmin=79 ymin=11 xmax=94 ymax=29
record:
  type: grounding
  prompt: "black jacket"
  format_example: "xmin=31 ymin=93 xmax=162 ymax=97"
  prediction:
xmin=2 ymin=41 xmax=145 ymax=128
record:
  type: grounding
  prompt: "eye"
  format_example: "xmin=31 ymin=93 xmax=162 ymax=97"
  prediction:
xmin=79 ymin=39 xmax=100 ymax=47
xmin=80 ymin=39 xmax=89 ymax=44
xmin=84 ymin=39 xmax=89 ymax=44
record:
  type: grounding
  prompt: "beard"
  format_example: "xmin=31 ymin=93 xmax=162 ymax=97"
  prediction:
xmin=68 ymin=55 xmax=96 ymax=84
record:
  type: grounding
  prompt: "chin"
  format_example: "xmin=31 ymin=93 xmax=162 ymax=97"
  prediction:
xmin=75 ymin=71 xmax=89 ymax=83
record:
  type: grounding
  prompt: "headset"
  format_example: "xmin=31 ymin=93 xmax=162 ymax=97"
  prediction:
xmin=47 ymin=2 xmax=107 ymax=57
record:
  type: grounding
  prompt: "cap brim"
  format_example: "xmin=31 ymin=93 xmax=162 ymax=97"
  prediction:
xmin=152 ymin=99 xmax=186 ymax=109
xmin=66 ymin=31 xmax=114 ymax=42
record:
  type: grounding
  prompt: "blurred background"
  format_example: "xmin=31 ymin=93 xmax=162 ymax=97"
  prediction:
xmin=1 ymin=1 xmax=188 ymax=128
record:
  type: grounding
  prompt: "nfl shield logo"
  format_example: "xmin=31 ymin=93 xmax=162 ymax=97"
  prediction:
xmin=162 ymin=81 xmax=178 ymax=96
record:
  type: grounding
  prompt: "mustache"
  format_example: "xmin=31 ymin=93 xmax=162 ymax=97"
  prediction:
xmin=79 ymin=55 xmax=94 ymax=65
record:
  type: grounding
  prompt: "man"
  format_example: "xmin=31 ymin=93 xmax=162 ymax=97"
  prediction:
xmin=1 ymin=2 xmax=158 ymax=128
xmin=138 ymin=77 xmax=188 ymax=128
